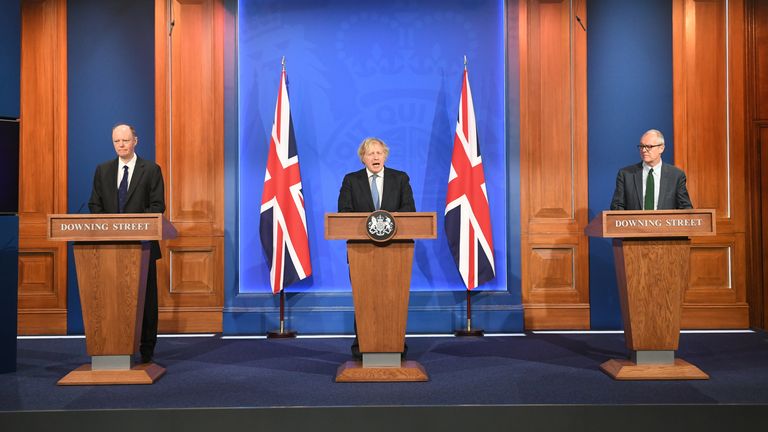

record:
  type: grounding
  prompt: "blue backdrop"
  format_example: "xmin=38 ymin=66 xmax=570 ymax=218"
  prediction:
xmin=0 ymin=0 xmax=20 ymax=118
xmin=66 ymin=0 xmax=156 ymax=333
xmin=237 ymin=0 xmax=510 ymax=295
xmin=587 ymin=0 xmax=674 ymax=329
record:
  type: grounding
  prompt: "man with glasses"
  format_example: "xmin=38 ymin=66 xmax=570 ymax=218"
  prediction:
xmin=610 ymin=129 xmax=692 ymax=210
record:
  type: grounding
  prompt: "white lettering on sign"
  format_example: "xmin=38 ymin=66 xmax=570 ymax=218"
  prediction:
xmin=614 ymin=219 xmax=663 ymax=228
xmin=665 ymin=218 xmax=703 ymax=227
xmin=60 ymin=223 xmax=109 ymax=231
xmin=111 ymin=223 xmax=151 ymax=231
xmin=59 ymin=222 xmax=152 ymax=232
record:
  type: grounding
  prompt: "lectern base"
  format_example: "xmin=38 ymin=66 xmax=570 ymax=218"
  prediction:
xmin=57 ymin=362 xmax=166 ymax=385
xmin=600 ymin=358 xmax=709 ymax=380
xmin=335 ymin=360 xmax=429 ymax=382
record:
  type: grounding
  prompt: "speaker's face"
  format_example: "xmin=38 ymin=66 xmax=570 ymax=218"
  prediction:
xmin=362 ymin=142 xmax=387 ymax=174
xmin=639 ymin=132 xmax=664 ymax=167
xmin=112 ymin=125 xmax=138 ymax=161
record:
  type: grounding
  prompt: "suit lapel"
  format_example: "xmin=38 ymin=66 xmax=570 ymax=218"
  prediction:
xmin=126 ymin=157 xmax=145 ymax=204
xmin=658 ymin=163 xmax=673 ymax=208
xmin=106 ymin=159 xmax=120 ymax=210
xmin=381 ymin=168 xmax=395 ymax=211
xmin=358 ymin=169 xmax=375 ymax=212
xmin=632 ymin=163 xmax=644 ymax=210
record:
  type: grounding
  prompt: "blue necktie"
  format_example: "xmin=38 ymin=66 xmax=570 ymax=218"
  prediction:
xmin=371 ymin=174 xmax=380 ymax=210
xmin=118 ymin=165 xmax=129 ymax=213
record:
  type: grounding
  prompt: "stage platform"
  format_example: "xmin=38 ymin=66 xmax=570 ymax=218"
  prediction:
xmin=2 ymin=331 xmax=767 ymax=431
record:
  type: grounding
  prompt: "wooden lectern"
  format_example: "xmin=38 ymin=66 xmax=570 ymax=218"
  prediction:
xmin=47 ymin=213 xmax=177 ymax=385
xmin=585 ymin=209 xmax=716 ymax=380
xmin=325 ymin=212 xmax=437 ymax=382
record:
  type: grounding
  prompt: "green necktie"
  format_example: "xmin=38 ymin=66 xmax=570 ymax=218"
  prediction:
xmin=644 ymin=168 xmax=655 ymax=210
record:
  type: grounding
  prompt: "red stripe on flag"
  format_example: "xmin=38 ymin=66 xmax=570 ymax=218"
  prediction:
xmin=273 ymin=226 xmax=284 ymax=293
xmin=468 ymin=223 xmax=476 ymax=289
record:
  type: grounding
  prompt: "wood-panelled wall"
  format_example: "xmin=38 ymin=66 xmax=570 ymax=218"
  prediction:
xmin=518 ymin=0 xmax=590 ymax=329
xmin=154 ymin=0 xmax=225 ymax=332
xmin=17 ymin=0 xmax=68 ymax=335
xmin=18 ymin=0 xmax=762 ymax=334
xmin=673 ymin=0 xmax=750 ymax=328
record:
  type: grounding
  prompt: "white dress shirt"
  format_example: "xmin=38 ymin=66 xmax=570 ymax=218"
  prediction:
xmin=117 ymin=154 xmax=138 ymax=189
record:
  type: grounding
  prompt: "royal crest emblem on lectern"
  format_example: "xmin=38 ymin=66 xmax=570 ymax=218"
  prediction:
xmin=366 ymin=210 xmax=397 ymax=242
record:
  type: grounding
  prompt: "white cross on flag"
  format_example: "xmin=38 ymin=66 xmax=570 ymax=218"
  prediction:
xmin=445 ymin=67 xmax=495 ymax=290
xmin=259 ymin=67 xmax=312 ymax=293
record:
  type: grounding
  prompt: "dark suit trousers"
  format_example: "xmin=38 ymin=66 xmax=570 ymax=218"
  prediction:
xmin=140 ymin=258 xmax=158 ymax=359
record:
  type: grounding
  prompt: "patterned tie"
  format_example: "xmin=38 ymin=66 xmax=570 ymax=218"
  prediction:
xmin=644 ymin=168 xmax=654 ymax=210
xmin=370 ymin=173 xmax=380 ymax=210
xmin=118 ymin=165 xmax=129 ymax=213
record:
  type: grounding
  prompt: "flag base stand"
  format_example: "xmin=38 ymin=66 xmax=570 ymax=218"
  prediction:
xmin=454 ymin=290 xmax=484 ymax=337
xmin=454 ymin=328 xmax=484 ymax=337
xmin=267 ymin=329 xmax=297 ymax=339
xmin=266 ymin=290 xmax=297 ymax=339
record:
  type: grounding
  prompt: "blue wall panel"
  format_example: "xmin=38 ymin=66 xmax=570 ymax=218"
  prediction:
xmin=587 ymin=0 xmax=674 ymax=329
xmin=238 ymin=0 xmax=509 ymax=294
xmin=0 ymin=0 xmax=20 ymax=118
xmin=66 ymin=0 xmax=156 ymax=333
xmin=227 ymin=0 xmax=522 ymax=333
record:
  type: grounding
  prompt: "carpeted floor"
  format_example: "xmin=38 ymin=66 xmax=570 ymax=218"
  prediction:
xmin=2 ymin=331 xmax=768 ymax=411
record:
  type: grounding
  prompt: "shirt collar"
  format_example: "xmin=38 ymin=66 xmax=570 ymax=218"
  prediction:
xmin=120 ymin=154 xmax=138 ymax=170
xmin=643 ymin=160 xmax=662 ymax=173
xmin=366 ymin=167 xmax=384 ymax=178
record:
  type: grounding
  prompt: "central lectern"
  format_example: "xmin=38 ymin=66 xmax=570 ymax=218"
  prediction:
xmin=325 ymin=211 xmax=437 ymax=382
xmin=48 ymin=213 xmax=177 ymax=385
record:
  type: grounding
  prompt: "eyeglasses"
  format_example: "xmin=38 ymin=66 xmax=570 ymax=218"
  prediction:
xmin=637 ymin=144 xmax=663 ymax=151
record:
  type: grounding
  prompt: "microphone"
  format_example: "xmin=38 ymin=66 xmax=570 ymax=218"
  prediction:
xmin=576 ymin=15 xmax=586 ymax=32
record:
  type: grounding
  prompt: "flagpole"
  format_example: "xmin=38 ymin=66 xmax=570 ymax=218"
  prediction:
xmin=267 ymin=289 xmax=297 ymax=339
xmin=454 ymin=54 xmax=484 ymax=337
xmin=455 ymin=289 xmax=484 ymax=337
xmin=264 ymin=55 xmax=302 ymax=339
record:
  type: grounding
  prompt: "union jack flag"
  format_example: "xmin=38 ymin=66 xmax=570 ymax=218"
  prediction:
xmin=259 ymin=67 xmax=312 ymax=293
xmin=445 ymin=67 xmax=495 ymax=290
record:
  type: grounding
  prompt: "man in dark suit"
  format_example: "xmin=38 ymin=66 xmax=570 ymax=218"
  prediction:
xmin=337 ymin=137 xmax=415 ymax=359
xmin=88 ymin=124 xmax=166 ymax=364
xmin=338 ymin=138 xmax=416 ymax=213
xmin=610 ymin=129 xmax=693 ymax=210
